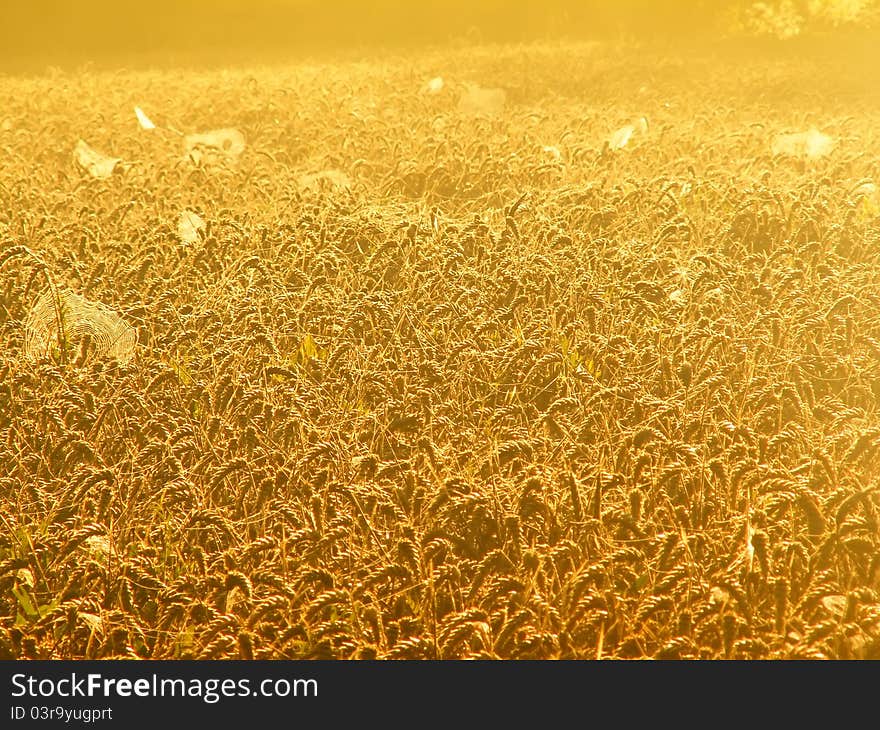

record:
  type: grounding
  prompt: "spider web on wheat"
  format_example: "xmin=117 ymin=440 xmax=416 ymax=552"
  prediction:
xmin=23 ymin=288 xmax=137 ymax=364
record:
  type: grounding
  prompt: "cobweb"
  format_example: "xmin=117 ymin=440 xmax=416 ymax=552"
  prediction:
xmin=74 ymin=139 xmax=123 ymax=178
xmin=183 ymin=128 xmax=246 ymax=165
xmin=457 ymin=84 xmax=507 ymax=116
xmin=771 ymin=128 xmax=835 ymax=160
xmin=23 ymin=288 xmax=137 ymax=364
xmin=178 ymin=209 xmax=205 ymax=244
xmin=608 ymin=117 xmax=649 ymax=151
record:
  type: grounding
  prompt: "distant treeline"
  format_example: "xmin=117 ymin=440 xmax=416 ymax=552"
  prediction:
xmin=1 ymin=1 xmax=876 ymax=69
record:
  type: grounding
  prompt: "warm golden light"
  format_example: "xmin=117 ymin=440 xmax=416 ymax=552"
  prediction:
xmin=2 ymin=1 xmax=877 ymax=69
xmin=1 ymin=1 xmax=880 ymax=666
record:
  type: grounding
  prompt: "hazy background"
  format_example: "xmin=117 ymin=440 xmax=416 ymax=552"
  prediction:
xmin=2 ymin=0 xmax=878 ymax=70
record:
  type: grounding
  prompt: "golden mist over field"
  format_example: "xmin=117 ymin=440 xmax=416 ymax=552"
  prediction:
xmin=2 ymin=0 xmax=877 ymax=67
xmin=1 ymin=1 xmax=880 ymax=661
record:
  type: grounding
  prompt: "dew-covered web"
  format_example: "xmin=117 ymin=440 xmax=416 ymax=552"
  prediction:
xmin=23 ymin=288 xmax=137 ymax=364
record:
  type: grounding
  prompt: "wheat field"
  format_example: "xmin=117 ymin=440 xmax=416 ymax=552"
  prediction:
xmin=1 ymin=41 xmax=880 ymax=659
